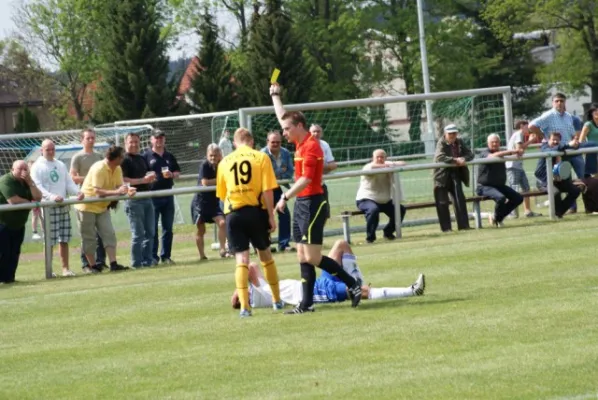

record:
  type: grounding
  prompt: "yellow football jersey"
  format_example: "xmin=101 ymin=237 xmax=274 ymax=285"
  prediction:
xmin=216 ymin=145 xmax=279 ymax=213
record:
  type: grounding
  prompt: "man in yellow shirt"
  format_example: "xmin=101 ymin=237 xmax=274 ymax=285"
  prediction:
xmin=216 ymin=128 xmax=282 ymax=317
xmin=75 ymin=145 xmax=135 ymax=273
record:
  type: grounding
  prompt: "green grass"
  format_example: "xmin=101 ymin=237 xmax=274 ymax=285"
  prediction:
xmin=3 ymin=214 xmax=598 ymax=399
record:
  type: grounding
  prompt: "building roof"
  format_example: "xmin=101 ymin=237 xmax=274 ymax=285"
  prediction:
xmin=177 ymin=56 xmax=202 ymax=97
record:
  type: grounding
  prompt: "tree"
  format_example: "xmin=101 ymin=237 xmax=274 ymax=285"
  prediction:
xmin=240 ymin=0 xmax=315 ymax=106
xmin=288 ymin=0 xmax=366 ymax=101
xmin=484 ymin=0 xmax=598 ymax=102
xmin=0 ymin=39 xmax=53 ymax=103
xmin=13 ymin=0 xmax=103 ymax=122
xmin=187 ymin=8 xmax=238 ymax=112
xmin=14 ymin=106 xmax=41 ymax=133
xmin=440 ymin=1 xmax=548 ymax=119
xmin=93 ymin=0 xmax=173 ymax=122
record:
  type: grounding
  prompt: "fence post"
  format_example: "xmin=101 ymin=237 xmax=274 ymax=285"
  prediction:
xmin=545 ymin=155 xmax=556 ymax=220
xmin=42 ymin=206 xmax=53 ymax=279
xmin=393 ymin=170 xmax=403 ymax=239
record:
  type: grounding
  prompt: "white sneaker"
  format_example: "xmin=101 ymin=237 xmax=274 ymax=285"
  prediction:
xmin=411 ymin=274 xmax=425 ymax=296
xmin=32 ymin=233 xmax=42 ymax=241
xmin=62 ymin=270 xmax=76 ymax=277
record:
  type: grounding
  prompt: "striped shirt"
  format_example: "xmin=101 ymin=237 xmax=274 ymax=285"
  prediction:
xmin=530 ymin=109 xmax=578 ymax=142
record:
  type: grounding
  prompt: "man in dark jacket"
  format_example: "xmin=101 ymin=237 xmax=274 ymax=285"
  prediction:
xmin=476 ymin=134 xmax=523 ymax=227
xmin=433 ymin=124 xmax=474 ymax=232
xmin=534 ymin=132 xmax=580 ymax=218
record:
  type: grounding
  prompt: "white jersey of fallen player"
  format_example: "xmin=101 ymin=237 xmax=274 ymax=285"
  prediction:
xmin=250 ymin=278 xmax=303 ymax=308
xmin=250 ymin=253 xmax=365 ymax=308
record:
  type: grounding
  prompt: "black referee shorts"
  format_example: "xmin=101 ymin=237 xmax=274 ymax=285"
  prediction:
xmin=225 ymin=206 xmax=271 ymax=253
xmin=293 ymin=194 xmax=327 ymax=245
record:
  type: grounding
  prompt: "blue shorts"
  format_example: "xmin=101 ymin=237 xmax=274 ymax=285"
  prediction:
xmin=313 ymin=277 xmax=348 ymax=303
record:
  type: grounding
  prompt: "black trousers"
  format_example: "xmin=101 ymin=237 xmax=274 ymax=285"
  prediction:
xmin=554 ymin=179 xmax=581 ymax=217
xmin=434 ymin=175 xmax=470 ymax=232
xmin=0 ymin=224 xmax=25 ymax=283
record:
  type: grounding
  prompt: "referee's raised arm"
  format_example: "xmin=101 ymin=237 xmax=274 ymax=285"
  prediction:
xmin=270 ymin=84 xmax=286 ymax=127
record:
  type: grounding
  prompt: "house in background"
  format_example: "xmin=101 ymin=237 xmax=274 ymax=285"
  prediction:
xmin=0 ymin=88 xmax=54 ymax=134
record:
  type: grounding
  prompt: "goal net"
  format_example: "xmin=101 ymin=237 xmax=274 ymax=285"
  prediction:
xmin=113 ymin=111 xmax=239 ymax=176
xmin=234 ymin=87 xmax=512 ymax=235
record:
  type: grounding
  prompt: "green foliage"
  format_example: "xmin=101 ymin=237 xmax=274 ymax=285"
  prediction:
xmin=484 ymin=0 xmax=598 ymax=102
xmin=240 ymin=0 xmax=315 ymax=106
xmin=187 ymin=8 xmax=238 ymax=112
xmin=14 ymin=106 xmax=41 ymax=133
xmin=15 ymin=0 xmax=104 ymax=121
xmin=93 ymin=0 xmax=173 ymax=123
xmin=436 ymin=1 xmax=548 ymax=119
xmin=288 ymin=0 xmax=366 ymax=101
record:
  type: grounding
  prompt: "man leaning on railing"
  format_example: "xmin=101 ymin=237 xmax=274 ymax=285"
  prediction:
xmin=0 ymin=160 xmax=42 ymax=284
xmin=75 ymin=145 xmax=133 ymax=273
xmin=534 ymin=132 xmax=581 ymax=219
xmin=476 ymin=134 xmax=523 ymax=228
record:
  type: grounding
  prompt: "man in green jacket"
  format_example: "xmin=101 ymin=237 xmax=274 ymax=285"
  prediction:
xmin=0 ymin=160 xmax=43 ymax=283
xmin=433 ymin=124 xmax=474 ymax=232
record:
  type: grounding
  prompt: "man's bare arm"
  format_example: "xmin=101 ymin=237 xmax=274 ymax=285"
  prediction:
xmin=270 ymin=84 xmax=286 ymax=126
xmin=6 ymin=195 xmax=34 ymax=205
xmin=283 ymin=177 xmax=311 ymax=200
xmin=70 ymin=167 xmax=85 ymax=185
xmin=324 ymin=161 xmax=337 ymax=173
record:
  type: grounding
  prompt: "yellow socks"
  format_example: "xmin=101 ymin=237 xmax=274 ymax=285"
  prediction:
xmin=261 ymin=259 xmax=281 ymax=303
xmin=235 ymin=264 xmax=250 ymax=310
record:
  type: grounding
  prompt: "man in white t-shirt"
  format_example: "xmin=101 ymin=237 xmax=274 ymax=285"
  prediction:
xmin=356 ymin=149 xmax=406 ymax=243
xmin=506 ymin=120 xmax=541 ymax=218
xmin=32 ymin=139 xmax=84 ymax=277
xmin=218 ymin=130 xmax=233 ymax=157
xmin=231 ymin=239 xmax=425 ymax=310
xmin=310 ymin=124 xmax=336 ymax=221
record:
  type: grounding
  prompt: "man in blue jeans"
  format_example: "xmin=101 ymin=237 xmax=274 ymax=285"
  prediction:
xmin=144 ymin=129 xmax=181 ymax=265
xmin=476 ymin=134 xmax=524 ymax=227
xmin=122 ymin=133 xmax=157 ymax=267
xmin=261 ymin=131 xmax=294 ymax=252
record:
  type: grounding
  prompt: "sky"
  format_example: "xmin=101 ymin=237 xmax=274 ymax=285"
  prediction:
xmin=0 ymin=0 xmax=234 ymax=62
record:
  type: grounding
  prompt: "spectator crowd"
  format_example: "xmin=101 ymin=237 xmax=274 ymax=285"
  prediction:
xmin=1 ymin=92 xmax=598 ymax=285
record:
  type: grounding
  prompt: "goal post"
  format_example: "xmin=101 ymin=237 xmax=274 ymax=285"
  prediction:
xmin=237 ymin=87 xmax=514 ymax=231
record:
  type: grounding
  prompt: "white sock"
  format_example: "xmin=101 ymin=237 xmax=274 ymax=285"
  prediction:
xmin=368 ymin=287 xmax=414 ymax=300
xmin=341 ymin=253 xmax=365 ymax=282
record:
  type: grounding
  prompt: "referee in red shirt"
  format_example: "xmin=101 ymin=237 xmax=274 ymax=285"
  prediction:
xmin=270 ymin=84 xmax=362 ymax=314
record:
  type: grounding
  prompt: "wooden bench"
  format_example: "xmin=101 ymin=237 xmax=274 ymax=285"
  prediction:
xmin=340 ymin=190 xmax=547 ymax=244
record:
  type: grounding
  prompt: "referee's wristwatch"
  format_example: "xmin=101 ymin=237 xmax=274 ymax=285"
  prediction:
xmin=282 ymin=193 xmax=289 ymax=202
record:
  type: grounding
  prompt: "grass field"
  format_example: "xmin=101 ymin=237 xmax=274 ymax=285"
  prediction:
xmin=3 ymin=212 xmax=598 ymax=399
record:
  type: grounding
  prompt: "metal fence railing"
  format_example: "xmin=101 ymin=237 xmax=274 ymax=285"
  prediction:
xmin=1 ymin=146 xmax=596 ymax=279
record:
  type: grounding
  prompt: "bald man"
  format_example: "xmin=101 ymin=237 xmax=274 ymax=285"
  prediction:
xmin=0 ymin=160 xmax=42 ymax=283
xmin=31 ymin=139 xmax=84 ymax=276
xmin=356 ymin=149 xmax=406 ymax=243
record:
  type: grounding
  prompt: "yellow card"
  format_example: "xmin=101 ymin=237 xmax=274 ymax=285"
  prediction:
xmin=270 ymin=68 xmax=281 ymax=84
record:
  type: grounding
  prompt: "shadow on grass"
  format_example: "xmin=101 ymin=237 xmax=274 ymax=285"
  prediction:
xmin=358 ymin=297 xmax=467 ymax=310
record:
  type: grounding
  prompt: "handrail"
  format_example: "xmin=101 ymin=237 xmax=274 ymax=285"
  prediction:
xmin=3 ymin=145 xmax=597 ymax=279
xmin=1 ymin=146 xmax=595 ymax=213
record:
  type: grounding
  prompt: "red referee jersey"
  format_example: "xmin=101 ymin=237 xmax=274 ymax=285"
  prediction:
xmin=294 ymin=133 xmax=324 ymax=197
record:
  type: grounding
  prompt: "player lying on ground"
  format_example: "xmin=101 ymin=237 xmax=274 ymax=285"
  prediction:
xmin=230 ymin=239 xmax=425 ymax=309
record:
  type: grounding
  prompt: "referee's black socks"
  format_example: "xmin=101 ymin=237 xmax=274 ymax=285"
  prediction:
xmin=317 ymin=256 xmax=357 ymax=287
xmin=300 ymin=263 xmax=316 ymax=309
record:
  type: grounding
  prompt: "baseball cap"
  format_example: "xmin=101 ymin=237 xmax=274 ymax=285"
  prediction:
xmin=444 ymin=124 xmax=459 ymax=133
xmin=152 ymin=129 xmax=165 ymax=138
